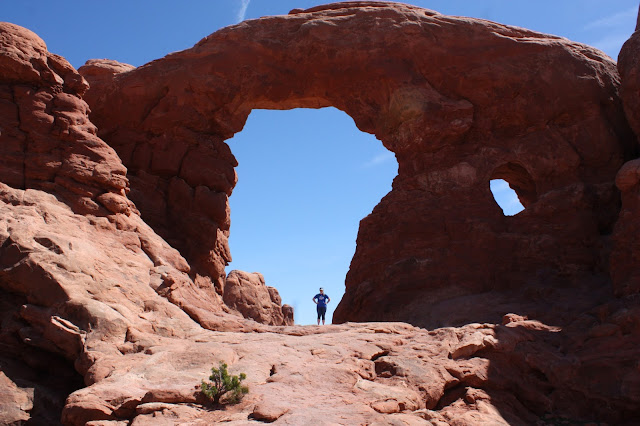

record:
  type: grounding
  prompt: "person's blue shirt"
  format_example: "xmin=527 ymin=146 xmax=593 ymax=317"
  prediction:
xmin=314 ymin=293 xmax=329 ymax=307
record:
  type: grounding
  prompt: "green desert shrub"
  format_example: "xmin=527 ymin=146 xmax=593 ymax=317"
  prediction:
xmin=201 ymin=361 xmax=249 ymax=405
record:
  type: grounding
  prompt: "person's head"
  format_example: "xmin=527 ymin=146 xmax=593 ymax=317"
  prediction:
xmin=319 ymin=287 xmax=324 ymax=294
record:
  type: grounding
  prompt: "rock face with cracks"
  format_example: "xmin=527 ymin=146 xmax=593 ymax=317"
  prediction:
xmin=0 ymin=23 xmax=132 ymax=217
xmin=613 ymin=17 xmax=640 ymax=298
xmin=1 ymin=1 xmax=640 ymax=425
xmin=224 ymin=270 xmax=294 ymax=326
xmin=0 ymin=21 xmax=292 ymax=424
xmin=0 ymin=20 xmax=291 ymax=325
xmin=79 ymin=2 xmax=636 ymax=327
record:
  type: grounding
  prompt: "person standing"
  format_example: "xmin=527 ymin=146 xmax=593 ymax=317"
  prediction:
xmin=312 ymin=287 xmax=330 ymax=325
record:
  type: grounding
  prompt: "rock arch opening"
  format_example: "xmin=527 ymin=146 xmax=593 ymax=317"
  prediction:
xmin=490 ymin=179 xmax=525 ymax=216
xmin=490 ymin=163 xmax=536 ymax=216
xmin=77 ymin=1 xmax=632 ymax=330
xmin=225 ymin=107 xmax=397 ymax=325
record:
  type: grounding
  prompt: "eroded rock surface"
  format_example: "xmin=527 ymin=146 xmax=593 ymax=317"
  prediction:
xmin=0 ymin=23 xmax=294 ymax=423
xmin=225 ymin=270 xmax=294 ymax=326
xmin=0 ymin=184 xmax=266 ymax=424
xmin=2 ymin=2 xmax=640 ymax=425
xmin=1 ymin=192 xmax=637 ymax=426
xmin=0 ymin=22 xmax=132 ymax=217
xmin=79 ymin=2 xmax=635 ymax=326
xmin=613 ymin=16 xmax=640 ymax=298
xmin=0 ymin=20 xmax=291 ymax=326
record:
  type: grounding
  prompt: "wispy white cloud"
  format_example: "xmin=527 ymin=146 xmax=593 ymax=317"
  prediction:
xmin=591 ymin=33 xmax=632 ymax=59
xmin=362 ymin=151 xmax=395 ymax=168
xmin=490 ymin=179 xmax=524 ymax=215
xmin=506 ymin=196 xmax=524 ymax=208
xmin=496 ymin=191 xmax=524 ymax=215
xmin=490 ymin=179 xmax=509 ymax=191
xmin=236 ymin=0 xmax=251 ymax=23
xmin=584 ymin=6 xmax=637 ymax=30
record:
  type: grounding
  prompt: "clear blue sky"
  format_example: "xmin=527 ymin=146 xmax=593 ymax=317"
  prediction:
xmin=4 ymin=1 xmax=637 ymax=325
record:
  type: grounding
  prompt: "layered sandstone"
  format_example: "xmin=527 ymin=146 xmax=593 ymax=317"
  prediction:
xmin=0 ymin=22 xmax=132 ymax=216
xmin=2 ymin=1 xmax=640 ymax=425
xmin=1 ymin=180 xmax=638 ymax=424
xmin=613 ymin=17 xmax=640 ymax=297
xmin=0 ymin=24 xmax=292 ymax=424
xmin=79 ymin=2 xmax=635 ymax=327
xmin=0 ymin=181 xmax=263 ymax=424
xmin=224 ymin=270 xmax=294 ymax=326
xmin=0 ymin=21 xmax=296 ymax=423
xmin=0 ymin=21 xmax=291 ymax=328
xmin=1 ymin=181 xmax=637 ymax=426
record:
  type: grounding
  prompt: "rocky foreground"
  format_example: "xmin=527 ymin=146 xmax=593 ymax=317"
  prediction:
xmin=2 ymin=1 xmax=640 ymax=425
xmin=2 ymin=184 xmax=637 ymax=424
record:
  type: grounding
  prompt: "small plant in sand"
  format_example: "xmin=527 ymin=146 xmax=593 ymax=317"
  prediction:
xmin=201 ymin=361 xmax=249 ymax=405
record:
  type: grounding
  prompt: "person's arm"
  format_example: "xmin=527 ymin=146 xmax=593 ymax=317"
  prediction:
xmin=327 ymin=296 xmax=331 ymax=303
xmin=312 ymin=296 xmax=318 ymax=304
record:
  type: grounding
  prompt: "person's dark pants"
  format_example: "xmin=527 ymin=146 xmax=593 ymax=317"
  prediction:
xmin=317 ymin=306 xmax=327 ymax=321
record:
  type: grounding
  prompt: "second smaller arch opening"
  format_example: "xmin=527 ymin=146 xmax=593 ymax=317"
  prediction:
xmin=490 ymin=163 xmax=536 ymax=216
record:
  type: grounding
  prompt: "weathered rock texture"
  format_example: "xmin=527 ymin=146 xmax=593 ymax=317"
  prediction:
xmin=0 ymin=23 xmax=132 ymax=217
xmin=0 ymin=21 xmax=291 ymax=326
xmin=1 ymin=179 xmax=638 ymax=425
xmin=1 ymin=184 xmax=638 ymax=426
xmin=225 ymin=270 xmax=294 ymax=326
xmin=0 ymin=22 xmax=293 ymax=423
xmin=0 ymin=182 xmax=285 ymax=424
xmin=2 ymin=1 xmax=640 ymax=425
xmin=613 ymin=16 xmax=640 ymax=298
xmin=79 ymin=2 xmax=636 ymax=327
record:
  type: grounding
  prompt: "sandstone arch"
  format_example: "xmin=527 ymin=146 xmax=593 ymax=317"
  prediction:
xmin=80 ymin=2 xmax=636 ymax=327
xmin=3 ymin=4 xmax=640 ymax=424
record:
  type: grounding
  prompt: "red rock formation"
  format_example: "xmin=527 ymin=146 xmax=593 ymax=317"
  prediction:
xmin=0 ymin=19 xmax=292 ymax=326
xmin=2 ymin=2 xmax=640 ymax=425
xmin=0 ymin=22 xmax=294 ymax=423
xmin=612 ymin=14 xmax=640 ymax=297
xmin=79 ymin=2 xmax=635 ymax=328
xmin=619 ymin=14 xmax=640 ymax=140
xmin=610 ymin=159 xmax=640 ymax=296
xmin=224 ymin=270 xmax=294 ymax=326
xmin=0 ymin=22 xmax=133 ymax=216
xmin=0 ymin=20 xmax=291 ymax=327
xmin=0 ymin=183 xmax=255 ymax=424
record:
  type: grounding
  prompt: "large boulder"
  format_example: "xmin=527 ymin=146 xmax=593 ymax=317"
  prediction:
xmin=0 ymin=22 xmax=132 ymax=216
xmin=612 ymin=8 xmax=640 ymax=297
xmin=224 ymin=270 xmax=294 ymax=326
xmin=79 ymin=2 xmax=635 ymax=327
xmin=618 ymin=10 xmax=640 ymax=139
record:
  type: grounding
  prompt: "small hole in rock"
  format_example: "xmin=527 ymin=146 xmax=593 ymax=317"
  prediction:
xmin=489 ymin=162 xmax=536 ymax=216
xmin=490 ymin=179 xmax=525 ymax=216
